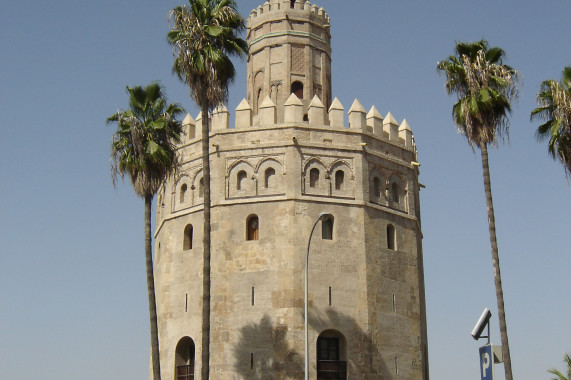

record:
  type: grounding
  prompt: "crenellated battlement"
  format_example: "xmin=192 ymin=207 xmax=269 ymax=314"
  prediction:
xmin=179 ymin=95 xmax=416 ymax=153
xmin=247 ymin=0 xmax=330 ymax=27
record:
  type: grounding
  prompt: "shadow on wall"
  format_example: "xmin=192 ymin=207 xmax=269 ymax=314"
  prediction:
xmin=233 ymin=314 xmax=303 ymax=379
xmin=233 ymin=309 xmax=390 ymax=379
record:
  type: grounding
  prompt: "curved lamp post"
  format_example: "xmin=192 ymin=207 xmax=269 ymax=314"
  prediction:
xmin=305 ymin=212 xmax=332 ymax=380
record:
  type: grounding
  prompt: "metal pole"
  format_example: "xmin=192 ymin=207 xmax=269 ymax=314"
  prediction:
xmin=305 ymin=213 xmax=330 ymax=380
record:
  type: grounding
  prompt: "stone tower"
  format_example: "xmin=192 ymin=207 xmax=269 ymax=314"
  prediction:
xmin=247 ymin=0 xmax=332 ymax=122
xmin=154 ymin=1 xmax=429 ymax=379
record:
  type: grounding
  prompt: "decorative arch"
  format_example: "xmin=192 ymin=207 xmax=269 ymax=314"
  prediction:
xmin=369 ymin=168 xmax=385 ymax=204
xmin=316 ymin=330 xmax=347 ymax=379
xmin=329 ymin=160 xmax=354 ymax=198
xmin=228 ymin=160 xmax=255 ymax=198
xmin=257 ymin=158 xmax=284 ymax=195
xmin=303 ymin=158 xmax=328 ymax=196
xmin=175 ymin=337 xmax=195 ymax=380
xmin=191 ymin=170 xmax=204 ymax=204
xmin=388 ymin=175 xmax=406 ymax=209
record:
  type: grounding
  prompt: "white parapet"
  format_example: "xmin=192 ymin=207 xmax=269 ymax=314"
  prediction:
xmin=329 ymin=97 xmax=344 ymax=128
xmin=284 ymin=93 xmax=304 ymax=123
xmin=259 ymin=96 xmax=277 ymax=125
xmin=366 ymin=106 xmax=383 ymax=136
xmin=308 ymin=95 xmax=325 ymax=125
xmin=235 ymin=99 xmax=252 ymax=129
xmin=399 ymin=119 xmax=413 ymax=148
xmin=348 ymin=98 xmax=366 ymax=131
xmin=182 ymin=113 xmax=196 ymax=141
xmin=212 ymin=104 xmax=229 ymax=131
xmin=384 ymin=112 xmax=399 ymax=142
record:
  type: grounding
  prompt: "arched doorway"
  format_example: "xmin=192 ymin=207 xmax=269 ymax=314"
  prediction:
xmin=316 ymin=330 xmax=347 ymax=379
xmin=175 ymin=337 xmax=195 ymax=380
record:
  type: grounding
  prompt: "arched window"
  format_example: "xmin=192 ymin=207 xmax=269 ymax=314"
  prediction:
xmin=387 ymin=224 xmax=396 ymax=250
xmin=180 ymin=183 xmax=187 ymax=203
xmin=237 ymin=170 xmax=247 ymax=190
xmin=316 ymin=330 xmax=347 ymax=379
xmin=322 ymin=216 xmax=333 ymax=240
xmin=183 ymin=225 xmax=193 ymax=250
xmin=391 ymin=182 xmax=400 ymax=203
xmin=309 ymin=168 xmax=319 ymax=188
xmin=373 ymin=177 xmax=381 ymax=197
xmin=247 ymin=215 xmax=259 ymax=241
xmin=264 ymin=167 xmax=276 ymax=188
xmin=175 ymin=337 xmax=195 ymax=380
xmin=291 ymin=81 xmax=304 ymax=99
xmin=335 ymin=170 xmax=344 ymax=190
xmin=198 ymin=178 xmax=204 ymax=198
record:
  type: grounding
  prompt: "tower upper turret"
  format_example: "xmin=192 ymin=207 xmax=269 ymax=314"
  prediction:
xmin=246 ymin=0 xmax=332 ymax=123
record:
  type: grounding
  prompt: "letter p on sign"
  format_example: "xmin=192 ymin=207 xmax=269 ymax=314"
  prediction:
xmin=479 ymin=345 xmax=494 ymax=379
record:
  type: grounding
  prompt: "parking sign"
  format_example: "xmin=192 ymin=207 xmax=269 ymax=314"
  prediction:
xmin=479 ymin=344 xmax=494 ymax=379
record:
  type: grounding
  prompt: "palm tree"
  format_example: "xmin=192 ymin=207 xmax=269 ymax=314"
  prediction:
xmin=549 ymin=353 xmax=571 ymax=380
xmin=167 ymin=1 xmax=247 ymax=378
xmin=531 ymin=66 xmax=571 ymax=177
xmin=107 ymin=82 xmax=184 ymax=380
xmin=437 ymin=40 xmax=519 ymax=380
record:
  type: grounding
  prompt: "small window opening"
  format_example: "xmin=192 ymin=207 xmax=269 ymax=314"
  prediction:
xmin=391 ymin=182 xmax=400 ymax=203
xmin=395 ymin=357 xmax=398 ymax=374
xmin=387 ymin=224 xmax=396 ymax=250
xmin=180 ymin=183 xmax=187 ymax=203
xmin=335 ymin=170 xmax=344 ymax=190
xmin=329 ymin=286 xmax=332 ymax=306
xmin=290 ymin=0 xmax=295 ymax=9
xmin=264 ymin=167 xmax=275 ymax=188
xmin=309 ymin=168 xmax=319 ymax=188
xmin=373 ymin=177 xmax=381 ymax=197
xmin=237 ymin=170 xmax=247 ymax=190
xmin=198 ymin=178 xmax=204 ymax=198
xmin=185 ymin=293 xmax=188 ymax=312
xmin=392 ymin=293 xmax=396 ymax=312
xmin=303 ymin=113 xmax=309 ymax=121
xmin=251 ymin=286 xmax=255 ymax=306
xmin=291 ymin=81 xmax=303 ymax=99
xmin=183 ymin=225 xmax=193 ymax=250
xmin=247 ymin=215 xmax=259 ymax=241
xmin=250 ymin=353 xmax=254 ymax=370
xmin=322 ymin=217 xmax=333 ymax=240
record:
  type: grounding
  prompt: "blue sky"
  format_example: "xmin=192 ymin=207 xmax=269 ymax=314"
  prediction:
xmin=1 ymin=1 xmax=569 ymax=379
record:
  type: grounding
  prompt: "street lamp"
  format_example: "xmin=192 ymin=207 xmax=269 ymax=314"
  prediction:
xmin=305 ymin=212 xmax=332 ymax=380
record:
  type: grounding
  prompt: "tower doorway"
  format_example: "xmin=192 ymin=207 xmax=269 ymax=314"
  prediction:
xmin=316 ymin=330 xmax=347 ymax=379
xmin=175 ymin=337 xmax=195 ymax=380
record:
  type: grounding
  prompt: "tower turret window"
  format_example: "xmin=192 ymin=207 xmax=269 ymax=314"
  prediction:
xmin=387 ymin=224 xmax=396 ymax=250
xmin=180 ymin=183 xmax=187 ymax=203
xmin=237 ymin=170 xmax=247 ymax=190
xmin=335 ymin=170 xmax=345 ymax=190
xmin=264 ymin=167 xmax=276 ymax=188
xmin=290 ymin=0 xmax=295 ymax=9
xmin=322 ymin=216 xmax=333 ymax=240
xmin=391 ymin=182 xmax=400 ymax=203
xmin=309 ymin=168 xmax=319 ymax=188
xmin=247 ymin=215 xmax=259 ymax=241
xmin=373 ymin=177 xmax=381 ymax=198
xmin=291 ymin=81 xmax=304 ymax=99
xmin=183 ymin=225 xmax=193 ymax=250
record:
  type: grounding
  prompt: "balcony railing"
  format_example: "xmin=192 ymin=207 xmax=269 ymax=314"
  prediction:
xmin=317 ymin=360 xmax=347 ymax=379
xmin=176 ymin=364 xmax=194 ymax=380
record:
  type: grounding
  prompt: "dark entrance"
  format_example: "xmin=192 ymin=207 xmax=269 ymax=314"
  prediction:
xmin=317 ymin=335 xmax=347 ymax=379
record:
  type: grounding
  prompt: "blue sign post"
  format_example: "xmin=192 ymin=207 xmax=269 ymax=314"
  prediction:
xmin=479 ymin=344 xmax=494 ymax=380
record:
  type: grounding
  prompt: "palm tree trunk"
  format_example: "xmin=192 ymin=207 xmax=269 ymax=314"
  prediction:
xmin=201 ymin=107 xmax=211 ymax=380
xmin=479 ymin=142 xmax=513 ymax=380
xmin=145 ymin=194 xmax=161 ymax=380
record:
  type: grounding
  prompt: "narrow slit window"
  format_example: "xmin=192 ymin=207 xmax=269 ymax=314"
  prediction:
xmin=237 ymin=170 xmax=247 ymax=190
xmin=387 ymin=224 xmax=396 ymax=250
xmin=322 ymin=217 xmax=333 ymax=240
xmin=335 ymin=170 xmax=344 ymax=190
xmin=180 ymin=183 xmax=187 ymax=203
xmin=250 ymin=353 xmax=254 ymax=370
xmin=395 ymin=357 xmax=398 ymax=374
xmin=391 ymin=182 xmax=400 ymax=203
xmin=329 ymin=286 xmax=332 ymax=306
xmin=251 ymin=287 xmax=255 ymax=306
xmin=392 ymin=293 xmax=396 ymax=312
xmin=183 ymin=224 xmax=193 ymax=250
xmin=185 ymin=293 xmax=188 ymax=312
xmin=247 ymin=215 xmax=259 ymax=241
xmin=264 ymin=167 xmax=275 ymax=188
xmin=373 ymin=177 xmax=381 ymax=197
xmin=198 ymin=178 xmax=204 ymax=198
xmin=309 ymin=168 xmax=319 ymax=188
